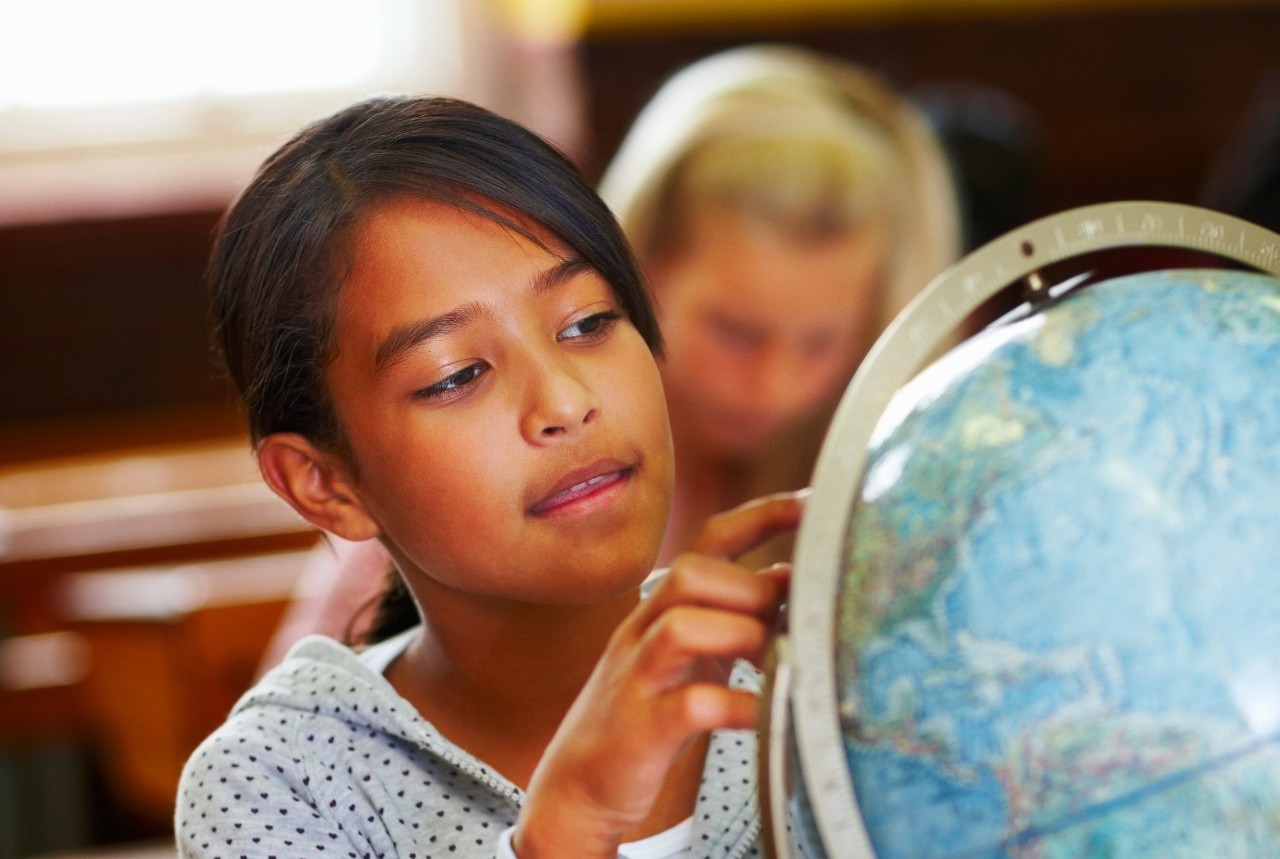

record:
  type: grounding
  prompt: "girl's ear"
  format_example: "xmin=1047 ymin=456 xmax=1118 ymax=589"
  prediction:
xmin=256 ymin=433 xmax=381 ymax=542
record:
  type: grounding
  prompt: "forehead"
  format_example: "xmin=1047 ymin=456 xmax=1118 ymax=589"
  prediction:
xmin=341 ymin=195 xmax=564 ymax=299
xmin=664 ymin=212 xmax=887 ymax=318
xmin=328 ymin=197 xmax=572 ymax=361
xmin=352 ymin=194 xmax=554 ymax=262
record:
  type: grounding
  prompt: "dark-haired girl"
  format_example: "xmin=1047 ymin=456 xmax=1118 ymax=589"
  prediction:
xmin=175 ymin=95 xmax=802 ymax=859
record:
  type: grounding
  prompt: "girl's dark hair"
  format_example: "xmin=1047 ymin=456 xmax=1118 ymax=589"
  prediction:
xmin=209 ymin=95 xmax=662 ymax=643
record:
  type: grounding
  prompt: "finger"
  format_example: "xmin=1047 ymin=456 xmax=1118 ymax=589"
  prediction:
xmin=655 ymin=684 xmax=760 ymax=736
xmin=756 ymin=562 xmax=792 ymax=588
xmin=689 ymin=488 xmax=809 ymax=560
xmin=630 ymin=555 xmax=786 ymax=630
xmin=633 ymin=606 xmax=773 ymax=689
xmin=609 ymin=686 xmax=761 ymax=781
xmin=757 ymin=562 xmax=792 ymax=636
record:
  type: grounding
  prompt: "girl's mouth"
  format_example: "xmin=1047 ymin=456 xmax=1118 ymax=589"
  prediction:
xmin=528 ymin=463 xmax=633 ymax=516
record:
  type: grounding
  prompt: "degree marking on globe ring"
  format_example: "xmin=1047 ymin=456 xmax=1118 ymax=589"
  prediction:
xmin=1201 ymin=220 xmax=1226 ymax=243
xmin=962 ymin=272 xmax=984 ymax=302
xmin=1078 ymin=217 xmax=1103 ymax=239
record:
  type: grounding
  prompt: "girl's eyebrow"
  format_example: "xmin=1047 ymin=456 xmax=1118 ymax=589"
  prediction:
xmin=373 ymin=256 xmax=592 ymax=375
xmin=531 ymin=256 xmax=592 ymax=295
xmin=375 ymin=302 xmax=485 ymax=374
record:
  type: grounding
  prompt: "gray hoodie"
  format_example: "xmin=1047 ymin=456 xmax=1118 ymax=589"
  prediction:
xmin=175 ymin=631 xmax=765 ymax=859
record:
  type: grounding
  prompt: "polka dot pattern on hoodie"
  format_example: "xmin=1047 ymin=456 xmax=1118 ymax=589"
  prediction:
xmin=176 ymin=633 xmax=768 ymax=859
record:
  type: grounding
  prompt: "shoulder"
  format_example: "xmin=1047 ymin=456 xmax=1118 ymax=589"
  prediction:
xmin=176 ymin=631 xmax=520 ymax=857
xmin=175 ymin=687 xmax=341 ymax=858
xmin=176 ymin=635 xmax=392 ymax=840
xmin=236 ymin=631 xmax=410 ymax=710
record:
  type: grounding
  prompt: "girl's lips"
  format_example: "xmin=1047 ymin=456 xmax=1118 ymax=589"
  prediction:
xmin=528 ymin=461 xmax=633 ymax=516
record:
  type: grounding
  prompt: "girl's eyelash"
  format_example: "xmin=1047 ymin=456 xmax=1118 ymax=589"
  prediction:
xmin=560 ymin=310 xmax=623 ymax=341
xmin=415 ymin=310 xmax=620 ymax=401
xmin=416 ymin=363 xmax=487 ymax=400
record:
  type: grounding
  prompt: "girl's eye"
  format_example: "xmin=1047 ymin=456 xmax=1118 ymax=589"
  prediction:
xmin=559 ymin=310 xmax=622 ymax=342
xmin=416 ymin=362 xmax=488 ymax=400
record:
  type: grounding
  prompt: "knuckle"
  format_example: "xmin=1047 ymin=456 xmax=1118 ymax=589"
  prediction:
xmin=651 ymin=607 xmax=697 ymax=650
xmin=675 ymin=686 xmax=724 ymax=726
xmin=700 ymin=513 xmax=733 ymax=542
xmin=662 ymin=556 xmax=707 ymax=597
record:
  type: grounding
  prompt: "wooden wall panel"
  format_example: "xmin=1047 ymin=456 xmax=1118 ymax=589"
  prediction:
xmin=0 ymin=211 xmax=231 ymax=432
xmin=579 ymin=4 xmax=1280 ymax=217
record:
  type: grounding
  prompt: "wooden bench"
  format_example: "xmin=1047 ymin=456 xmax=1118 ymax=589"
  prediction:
xmin=0 ymin=630 xmax=96 ymax=856
xmin=0 ymin=439 xmax=318 ymax=636
xmin=0 ymin=438 xmax=321 ymax=845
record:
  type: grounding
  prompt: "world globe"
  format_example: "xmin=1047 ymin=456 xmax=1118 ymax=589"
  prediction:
xmin=768 ymin=203 xmax=1280 ymax=859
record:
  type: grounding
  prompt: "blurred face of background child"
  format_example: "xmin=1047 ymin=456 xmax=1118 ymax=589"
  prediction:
xmin=324 ymin=195 xmax=674 ymax=606
xmin=600 ymin=46 xmax=961 ymax=471
xmin=649 ymin=204 xmax=887 ymax=459
xmin=638 ymin=127 xmax=896 ymax=467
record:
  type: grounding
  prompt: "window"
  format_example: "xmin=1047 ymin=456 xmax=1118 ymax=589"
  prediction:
xmin=0 ymin=0 xmax=467 ymax=224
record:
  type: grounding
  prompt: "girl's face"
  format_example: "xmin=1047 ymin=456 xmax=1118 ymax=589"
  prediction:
xmin=326 ymin=196 xmax=673 ymax=605
xmin=651 ymin=211 xmax=886 ymax=459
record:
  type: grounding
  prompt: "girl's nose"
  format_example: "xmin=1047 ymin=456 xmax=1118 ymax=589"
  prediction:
xmin=521 ymin=359 xmax=599 ymax=442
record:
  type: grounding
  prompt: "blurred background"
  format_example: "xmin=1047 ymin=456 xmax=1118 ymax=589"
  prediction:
xmin=1 ymin=0 xmax=1278 ymax=856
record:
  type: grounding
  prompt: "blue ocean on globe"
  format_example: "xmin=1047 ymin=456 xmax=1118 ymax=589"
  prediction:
xmin=835 ymin=269 xmax=1280 ymax=858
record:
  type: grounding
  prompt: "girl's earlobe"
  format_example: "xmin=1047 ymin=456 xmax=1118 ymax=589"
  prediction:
xmin=256 ymin=433 xmax=381 ymax=542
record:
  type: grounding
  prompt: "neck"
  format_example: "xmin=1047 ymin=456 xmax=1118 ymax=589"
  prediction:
xmin=423 ymin=587 xmax=637 ymax=709
xmin=386 ymin=580 xmax=640 ymax=786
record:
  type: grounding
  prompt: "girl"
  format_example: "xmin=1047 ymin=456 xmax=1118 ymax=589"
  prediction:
xmin=256 ymin=45 xmax=961 ymax=669
xmin=176 ymin=95 xmax=802 ymax=858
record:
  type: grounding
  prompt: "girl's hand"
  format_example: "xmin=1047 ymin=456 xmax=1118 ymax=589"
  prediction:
xmin=511 ymin=490 xmax=806 ymax=859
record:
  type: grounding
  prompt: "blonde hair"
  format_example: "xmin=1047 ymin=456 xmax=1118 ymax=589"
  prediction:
xmin=599 ymin=44 xmax=962 ymax=335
